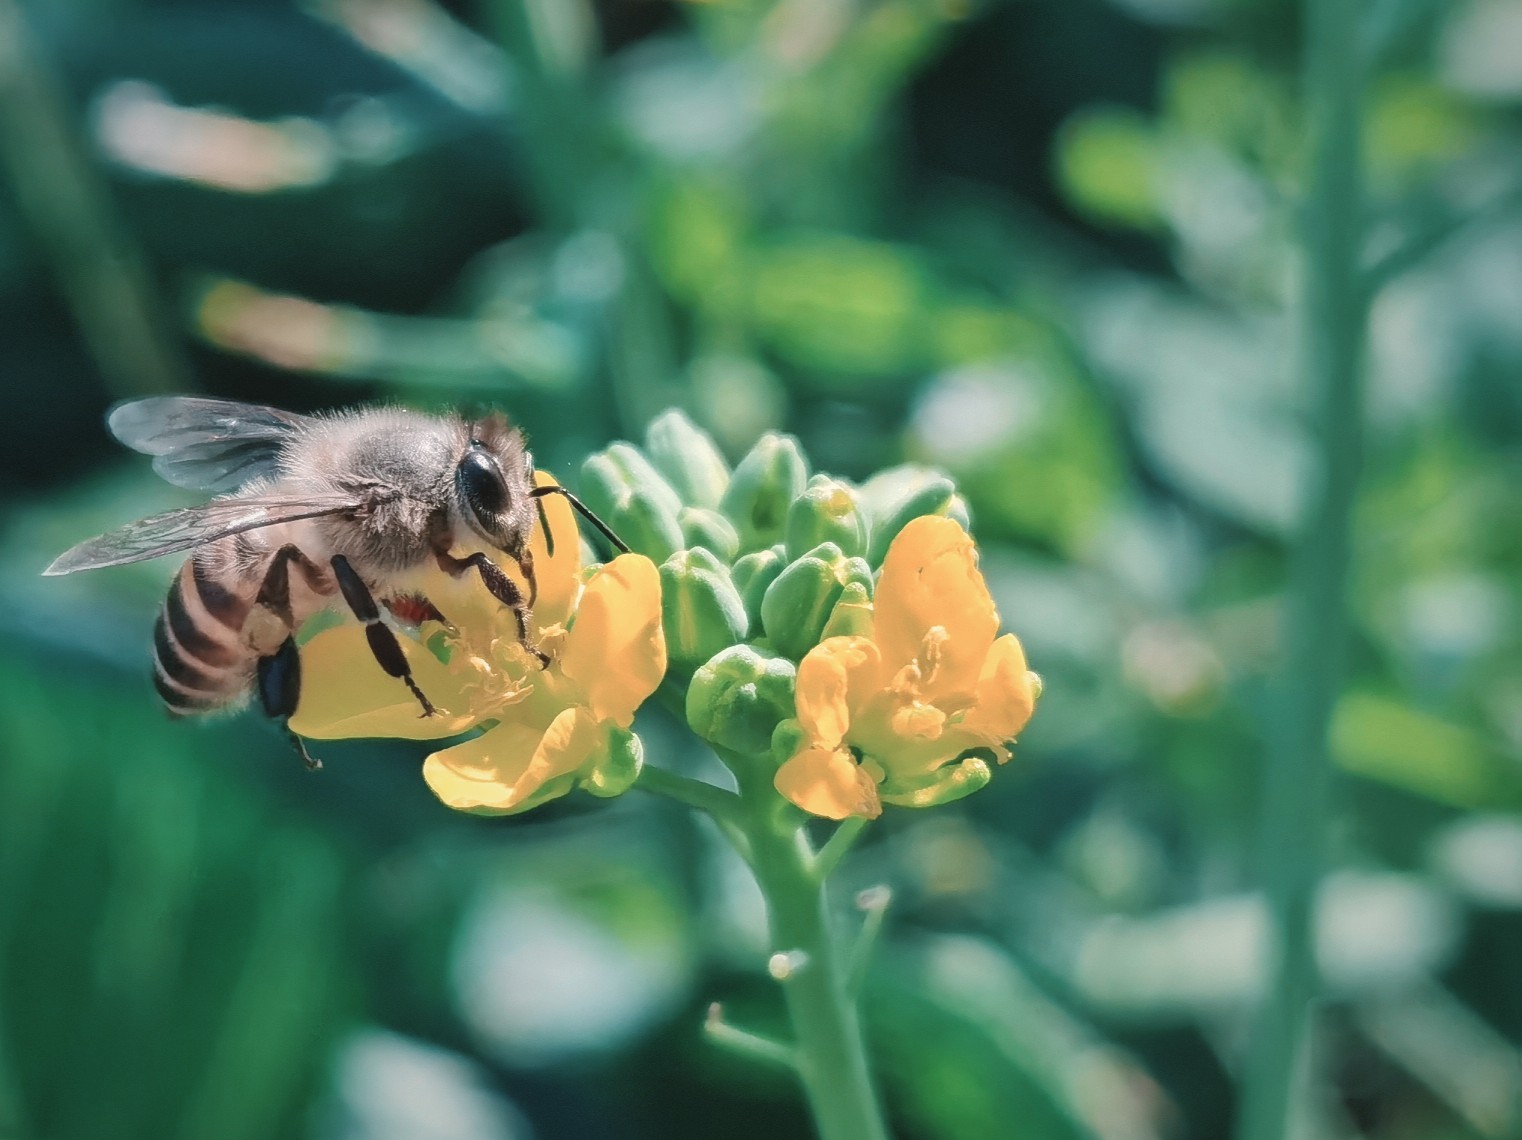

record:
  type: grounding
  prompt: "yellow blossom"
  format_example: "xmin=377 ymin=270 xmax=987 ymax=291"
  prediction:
xmin=774 ymin=516 xmax=1039 ymax=820
xmin=290 ymin=474 xmax=666 ymax=815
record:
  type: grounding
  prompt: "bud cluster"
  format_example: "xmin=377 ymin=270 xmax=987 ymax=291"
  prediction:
xmin=578 ymin=410 xmax=970 ymax=761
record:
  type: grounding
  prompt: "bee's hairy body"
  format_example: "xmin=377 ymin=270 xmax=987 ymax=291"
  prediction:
xmin=41 ymin=397 xmax=621 ymax=768
xmin=151 ymin=409 xmax=512 ymax=717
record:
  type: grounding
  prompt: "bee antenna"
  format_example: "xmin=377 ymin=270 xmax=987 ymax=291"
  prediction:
xmin=534 ymin=494 xmax=556 ymax=558
xmin=528 ymin=485 xmax=631 ymax=556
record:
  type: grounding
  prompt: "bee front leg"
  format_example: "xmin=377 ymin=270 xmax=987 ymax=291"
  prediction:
xmin=437 ymin=551 xmax=549 ymax=669
xmin=330 ymin=555 xmax=438 ymax=717
xmin=518 ymin=547 xmax=538 ymax=609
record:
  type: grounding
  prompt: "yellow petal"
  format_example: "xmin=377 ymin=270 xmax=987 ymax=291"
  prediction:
xmin=958 ymin=633 xmax=1037 ymax=747
xmin=873 ymin=516 xmax=998 ymax=702
xmin=528 ymin=470 xmax=582 ymax=632
xmin=774 ymin=745 xmax=882 ymax=820
xmin=558 ymin=554 xmax=667 ymax=725
xmin=795 ymin=636 xmax=882 ymax=748
xmin=291 ymin=624 xmax=480 ymax=740
xmin=422 ymin=706 xmax=600 ymax=815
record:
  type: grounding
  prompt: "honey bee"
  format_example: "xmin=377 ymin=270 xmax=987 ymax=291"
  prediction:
xmin=45 ymin=397 xmax=625 ymax=768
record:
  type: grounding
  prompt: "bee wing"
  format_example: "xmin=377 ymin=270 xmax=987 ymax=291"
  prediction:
xmin=108 ymin=397 xmax=313 ymax=493
xmin=43 ymin=492 xmax=376 ymax=576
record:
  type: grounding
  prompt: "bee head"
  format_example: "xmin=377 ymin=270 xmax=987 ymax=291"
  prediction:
xmin=455 ymin=415 xmax=531 ymax=553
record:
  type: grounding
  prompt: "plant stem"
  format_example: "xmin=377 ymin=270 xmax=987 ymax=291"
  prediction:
xmin=846 ymin=887 xmax=892 ymax=997
xmin=731 ymin=763 xmax=889 ymax=1140
xmin=1237 ymin=3 xmax=1368 ymax=1139
xmin=704 ymin=1003 xmax=800 ymax=1071
xmin=0 ymin=0 xmax=189 ymax=396
xmin=1364 ymin=180 xmax=1522 ymax=294
xmin=636 ymin=764 xmax=743 ymax=823
xmin=813 ymin=817 xmax=868 ymax=880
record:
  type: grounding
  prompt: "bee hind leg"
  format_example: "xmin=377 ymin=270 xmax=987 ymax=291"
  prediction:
xmin=257 ymin=636 xmax=321 ymax=771
xmin=331 ymin=555 xmax=438 ymax=716
xmin=249 ymin=544 xmax=328 ymax=770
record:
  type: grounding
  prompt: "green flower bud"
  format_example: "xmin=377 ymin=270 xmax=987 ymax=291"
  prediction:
xmin=784 ymin=474 xmax=868 ymax=561
xmin=879 ymin=755 xmax=991 ymax=809
xmin=582 ymin=725 xmax=644 ymax=798
xmin=579 ymin=452 xmax=685 ymax=562
xmin=645 ymin=409 xmax=731 ymax=510
xmin=719 ymin=432 xmax=809 ymax=554
xmin=770 ymin=717 xmax=809 ymax=767
xmin=760 ymin=542 xmax=873 ymax=660
xmin=860 ymin=465 xmax=971 ymax=565
xmin=686 ymin=644 xmax=797 ymax=756
xmin=819 ymin=579 xmax=873 ymax=640
xmin=678 ymin=507 xmax=740 ymax=564
xmin=660 ymin=547 xmax=749 ymax=669
xmin=601 ymin=441 xmax=685 ymax=519
xmin=731 ymin=545 xmax=787 ymax=637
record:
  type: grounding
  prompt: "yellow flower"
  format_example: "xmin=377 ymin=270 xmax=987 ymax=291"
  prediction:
xmin=290 ymin=474 xmax=667 ymax=815
xmin=774 ymin=516 xmax=1039 ymax=820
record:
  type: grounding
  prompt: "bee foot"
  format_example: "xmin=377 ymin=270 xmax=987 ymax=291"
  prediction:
xmin=404 ymin=677 xmax=437 ymax=718
xmin=533 ymin=648 xmax=551 ymax=671
xmin=287 ymin=727 xmax=322 ymax=771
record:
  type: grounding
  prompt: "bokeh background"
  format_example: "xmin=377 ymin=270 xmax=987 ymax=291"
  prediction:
xmin=2 ymin=0 xmax=1521 ymax=1137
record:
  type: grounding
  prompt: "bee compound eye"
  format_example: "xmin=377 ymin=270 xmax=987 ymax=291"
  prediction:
xmin=458 ymin=450 xmax=508 ymax=518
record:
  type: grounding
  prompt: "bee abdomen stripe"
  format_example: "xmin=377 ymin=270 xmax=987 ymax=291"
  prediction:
xmin=166 ymin=575 xmax=240 ymax=667
xmin=153 ymin=613 xmax=228 ymax=695
xmin=189 ymin=558 xmax=250 ymax=631
xmin=151 ymin=661 xmax=224 ymax=715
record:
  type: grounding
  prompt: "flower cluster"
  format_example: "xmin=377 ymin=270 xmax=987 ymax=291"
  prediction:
xmin=581 ymin=412 xmax=1040 ymax=820
xmin=291 ymin=411 xmax=1037 ymax=821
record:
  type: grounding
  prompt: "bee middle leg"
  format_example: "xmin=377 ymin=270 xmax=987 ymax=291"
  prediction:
xmin=437 ymin=551 xmax=549 ymax=669
xmin=330 ymin=555 xmax=437 ymax=717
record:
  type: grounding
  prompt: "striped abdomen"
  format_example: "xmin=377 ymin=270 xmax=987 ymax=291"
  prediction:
xmin=152 ymin=554 xmax=256 ymax=716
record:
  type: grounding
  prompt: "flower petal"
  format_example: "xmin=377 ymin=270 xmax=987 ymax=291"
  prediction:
xmin=795 ymin=636 xmax=882 ymax=748
xmin=873 ymin=516 xmax=998 ymax=701
xmin=774 ymin=745 xmax=882 ymax=820
xmin=958 ymin=633 xmax=1037 ymax=747
xmin=558 ymin=554 xmax=666 ymax=725
xmin=422 ymin=706 xmax=601 ymax=815
xmin=528 ymin=470 xmax=582 ymax=632
xmin=291 ymin=623 xmax=479 ymax=740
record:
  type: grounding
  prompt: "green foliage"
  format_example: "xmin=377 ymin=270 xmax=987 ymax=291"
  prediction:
xmin=4 ymin=0 xmax=1522 ymax=1135
xmin=0 ymin=662 xmax=353 ymax=1140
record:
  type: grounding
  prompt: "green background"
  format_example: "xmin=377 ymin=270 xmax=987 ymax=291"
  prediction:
xmin=1 ymin=0 xmax=1520 ymax=1137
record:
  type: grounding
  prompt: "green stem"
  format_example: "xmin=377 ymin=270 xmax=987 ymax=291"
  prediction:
xmin=634 ymin=764 xmax=752 ymax=862
xmin=730 ymin=763 xmax=889 ymax=1140
xmin=0 ymin=0 xmax=189 ymax=396
xmin=1237 ymin=3 xmax=1368 ymax=1139
xmin=846 ymin=886 xmax=892 ymax=997
xmin=813 ymin=817 xmax=868 ymax=880
xmin=1364 ymin=180 xmax=1522 ymax=294
xmin=704 ymin=1003 xmax=799 ymax=1071
xmin=635 ymin=764 xmax=742 ymax=823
